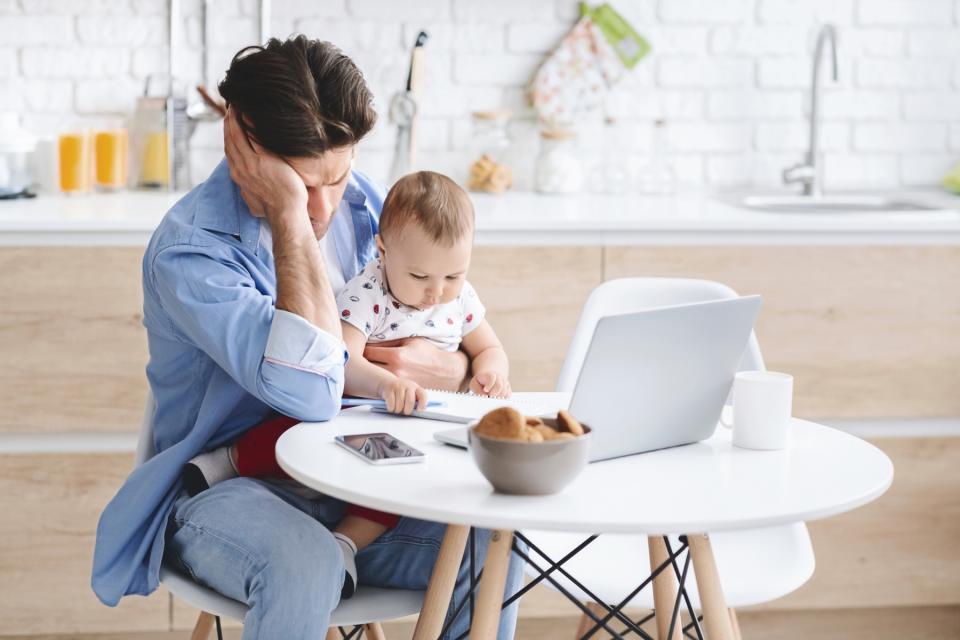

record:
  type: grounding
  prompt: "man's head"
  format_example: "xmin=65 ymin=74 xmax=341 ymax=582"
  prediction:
xmin=376 ymin=171 xmax=475 ymax=310
xmin=218 ymin=36 xmax=376 ymax=238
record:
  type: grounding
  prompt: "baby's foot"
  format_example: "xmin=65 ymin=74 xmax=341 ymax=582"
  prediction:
xmin=332 ymin=532 xmax=358 ymax=599
xmin=181 ymin=446 xmax=237 ymax=497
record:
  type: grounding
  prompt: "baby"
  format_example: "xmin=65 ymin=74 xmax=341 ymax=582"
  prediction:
xmin=181 ymin=170 xmax=510 ymax=598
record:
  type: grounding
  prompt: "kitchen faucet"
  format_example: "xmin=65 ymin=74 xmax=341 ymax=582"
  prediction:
xmin=783 ymin=24 xmax=838 ymax=197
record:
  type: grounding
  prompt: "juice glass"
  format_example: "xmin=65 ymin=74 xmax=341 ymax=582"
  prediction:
xmin=59 ymin=131 xmax=91 ymax=194
xmin=94 ymin=129 xmax=128 ymax=191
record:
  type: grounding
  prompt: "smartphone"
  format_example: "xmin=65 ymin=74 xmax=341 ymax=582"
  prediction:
xmin=334 ymin=432 xmax=425 ymax=465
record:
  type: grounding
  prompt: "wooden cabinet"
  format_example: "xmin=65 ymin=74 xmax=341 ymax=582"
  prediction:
xmin=606 ymin=246 xmax=960 ymax=418
xmin=0 ymin=453 xmax=168 ymax=635
xmin=0 ymin=248 xmax=148 ymax=434
xmin=6 ymin=245 xmax=957 ymax=428
xmin=470 ymin=247 xmax=603 ymax=392
xmin=771 ymin=436 xmax=960 ymax=610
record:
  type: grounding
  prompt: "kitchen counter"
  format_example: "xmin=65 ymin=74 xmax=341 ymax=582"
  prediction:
xmin=1 ymin=188 xmax=959 ymax=246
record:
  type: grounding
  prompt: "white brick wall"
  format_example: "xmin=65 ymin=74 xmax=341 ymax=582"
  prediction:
xmin=0 ymin=0 xmax=958 ymax=190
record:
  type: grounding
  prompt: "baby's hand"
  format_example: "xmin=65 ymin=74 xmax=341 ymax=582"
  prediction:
xmin=470 ymin=371 xmax=512 ymax=398
xmin=380 ymin=378 xmax=429 ymax=415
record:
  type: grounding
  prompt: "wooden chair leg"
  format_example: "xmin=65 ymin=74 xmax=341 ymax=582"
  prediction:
xmin=325 ymin=627 xmax=340 ymax=640
xmin=729 ymin=608 xmax=743 ymax=640
xmin=468 ymin=530 xmax=514 ymax=640
xmin=412 ymin=524 xmax=470 ymax=640
xmin=190 ymin=611 xmax=215 ymax=640
xmin=574 ymin=602 xmax=608 ymax=639
xmin=687 ymin=533 xmax=735 ymax=640
xmin=364 ymin=622 xmax=387 ymax=640
xmin=648 ymin=537 xmax=683 ymax=640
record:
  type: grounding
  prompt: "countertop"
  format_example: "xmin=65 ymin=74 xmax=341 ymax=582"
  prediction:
xmin=2 ymin=188 xmax=959 ymax=246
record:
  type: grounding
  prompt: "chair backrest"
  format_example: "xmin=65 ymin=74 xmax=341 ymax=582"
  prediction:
xmin=134 ymin=389 xmax=157 ymax=468
xmin=556 ymin=277 xmax=765 ymax=393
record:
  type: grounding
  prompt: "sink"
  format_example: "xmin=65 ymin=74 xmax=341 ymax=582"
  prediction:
xmin=736 ymin=194 xmax=938 ymax=213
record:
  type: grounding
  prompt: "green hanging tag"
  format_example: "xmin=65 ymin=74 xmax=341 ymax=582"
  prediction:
xmin=586 ymin=3 xmax=651 ymax=69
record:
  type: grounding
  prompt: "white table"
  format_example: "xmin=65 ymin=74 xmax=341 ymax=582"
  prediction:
xmin=276 ymin=396 xmax=893 ymax=640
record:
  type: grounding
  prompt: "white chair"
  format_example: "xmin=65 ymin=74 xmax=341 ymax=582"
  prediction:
xmin=523 ymin=278 xmax=815 ymax=638
xmin=136 ymin=392 xmax=424 ymax=640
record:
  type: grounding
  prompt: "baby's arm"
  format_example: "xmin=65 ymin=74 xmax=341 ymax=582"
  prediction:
xmin=460 ymin=320 xmax=511 ymax=397
xmin=342 ymin=322 xmax=428 ymax=414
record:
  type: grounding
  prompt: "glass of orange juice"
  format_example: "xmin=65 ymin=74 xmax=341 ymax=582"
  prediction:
xmin=59 ymin=130 xmax=91 ymax=194
xmin=94 ymin=129 xmax=128 ymax=191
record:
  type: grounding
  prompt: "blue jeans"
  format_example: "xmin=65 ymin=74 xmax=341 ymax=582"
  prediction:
xmin=165 ymin=478 xmax=524 ymax=639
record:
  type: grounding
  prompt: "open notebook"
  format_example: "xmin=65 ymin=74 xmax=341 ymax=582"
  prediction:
xmin=371 ymin=390 xmax=570 ymax=424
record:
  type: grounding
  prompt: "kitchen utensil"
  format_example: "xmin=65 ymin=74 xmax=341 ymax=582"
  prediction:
xmin=389 ymin=31 xmax=428 ymax=183
xmin=0 ymin=112 xmax=37 ymax=199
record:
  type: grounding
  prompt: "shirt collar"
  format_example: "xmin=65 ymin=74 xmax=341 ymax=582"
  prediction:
xmin=343 ymin=172 xmax=368 ymax=207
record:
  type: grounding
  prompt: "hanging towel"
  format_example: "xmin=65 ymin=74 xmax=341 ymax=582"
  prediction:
xmin=529 ymin=3 xmax=650 ymax=127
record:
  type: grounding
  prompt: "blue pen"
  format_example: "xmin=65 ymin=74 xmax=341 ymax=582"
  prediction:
xmin=341 ymin=398 xmax=447 ymax=409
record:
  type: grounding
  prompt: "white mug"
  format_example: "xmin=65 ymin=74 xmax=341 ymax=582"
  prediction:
xmin=721 ymin=371 xmax=794 ymax=450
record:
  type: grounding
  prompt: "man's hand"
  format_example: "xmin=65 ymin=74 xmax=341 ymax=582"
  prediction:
xmin=363 ymin=338 xmax=470 ymax=392
xmin=469 ymin=371 xmax=511 ymax=398
xmin=223 ymin=107 xmax=308 ymax=225
xmin=379 ymin=377 xmax=429 ymax=415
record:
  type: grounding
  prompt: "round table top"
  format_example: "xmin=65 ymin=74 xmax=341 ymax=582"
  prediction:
xmin=276 ymin=397 xmax=894 ymax=535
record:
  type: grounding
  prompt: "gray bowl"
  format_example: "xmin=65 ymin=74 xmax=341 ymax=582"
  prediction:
xmin=467 ymin=418 xmax=592 ymax=495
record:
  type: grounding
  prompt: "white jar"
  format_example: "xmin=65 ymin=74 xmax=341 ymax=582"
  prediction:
xmin=534 ymin=128 xmax=582 ymax=194
xmin=0 ymin=112 xmax=37 ymax=199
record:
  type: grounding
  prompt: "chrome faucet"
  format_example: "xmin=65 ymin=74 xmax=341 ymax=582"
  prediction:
xmin=783 ymin=24 xmax=838 ymax=197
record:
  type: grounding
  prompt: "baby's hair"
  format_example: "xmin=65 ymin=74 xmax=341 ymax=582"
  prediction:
xmin=379 ymin=171 xmax=474 ymax=246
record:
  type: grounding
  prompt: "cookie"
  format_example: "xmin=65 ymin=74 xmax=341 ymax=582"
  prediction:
xmin=533 ymin=424 xmax=559 ymax=441
xmin=556 ymin=410 xmax=584 ymax=436
xmin=524 ymin=428 xmax=544 ymax=443
xmin=526 ymin=416 xmax=545 ymax=427
xmin=475 ymin=406 xmax=525 ymax=440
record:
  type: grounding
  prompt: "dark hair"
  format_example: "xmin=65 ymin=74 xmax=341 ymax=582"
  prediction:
xmin=379 ymin=171 xmax=475 ymax=246
xmin=218 ymin=36 xmax=377 ymax=157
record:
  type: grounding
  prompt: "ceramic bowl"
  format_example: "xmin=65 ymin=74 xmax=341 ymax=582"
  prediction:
xmin=467 ymin=417 xmax=591 ymax=495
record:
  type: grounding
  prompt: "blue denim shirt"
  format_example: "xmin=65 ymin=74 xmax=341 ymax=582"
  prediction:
xmin=91 ymin=159 xmax=384 ymax=606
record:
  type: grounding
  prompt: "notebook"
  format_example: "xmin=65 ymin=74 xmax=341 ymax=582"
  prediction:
xmin=371 ymin=390 xmax=570 ymax=424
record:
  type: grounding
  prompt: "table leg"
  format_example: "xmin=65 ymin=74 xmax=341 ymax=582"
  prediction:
xmin=729 ymin=608 xmax=743 ymax=640
xmin=573 ymin=602 xmax=607 ymax=639
xmin=648 ymin=536 xmax=683 ymax=640
xmin=412 ymin=524 xmax=470 ymax=640
xmin=468 ymin=530 xmax=514 ymax=640
xmin=687 ymin=533 xmax=735 ymax=640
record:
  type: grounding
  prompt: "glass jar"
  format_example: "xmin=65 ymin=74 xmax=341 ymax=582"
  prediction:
xmin=535 ymin=128 xmax=582 ymax=195
xmin=467 ymin=110 xmax=514 ymax=194
xmin=589 ymin=117 xmax=631 ymax=195
xmin=635 ymin=119 xmax=676 ymax=196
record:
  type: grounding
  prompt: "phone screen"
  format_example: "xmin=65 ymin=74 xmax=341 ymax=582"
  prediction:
xmin=336 ymin=432 xmax=424 ymax=462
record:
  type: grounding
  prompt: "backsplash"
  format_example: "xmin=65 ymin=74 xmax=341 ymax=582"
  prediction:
xmin=2 ymin=0 xmax=959 ymax=191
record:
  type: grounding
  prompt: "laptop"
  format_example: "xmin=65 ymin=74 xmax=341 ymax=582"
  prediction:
xmin=434 ymin=295 xmax=762 ymax=462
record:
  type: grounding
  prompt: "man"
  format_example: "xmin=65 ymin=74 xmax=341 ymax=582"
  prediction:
xmin=92 ymin=36 xmax=524 ymax=639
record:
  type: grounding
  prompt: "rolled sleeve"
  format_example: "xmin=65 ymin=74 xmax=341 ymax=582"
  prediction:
xmin=264 ymin=310 xmax=348 ymax=374
xmin=151 ymin=244 xmax=345 ymax=422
